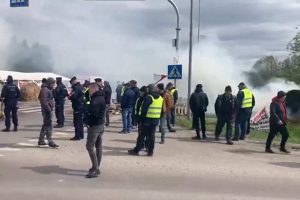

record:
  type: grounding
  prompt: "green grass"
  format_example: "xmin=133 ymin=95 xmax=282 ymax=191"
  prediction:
xmin=177 ymin=116 xmax=300 ymax=145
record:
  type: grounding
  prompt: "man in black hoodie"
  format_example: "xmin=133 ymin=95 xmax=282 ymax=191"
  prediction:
xmin=53 ymin=77 xmax=68 ymax=128
xmin=189 ymin=84 xmax=209 ymax=140
xmin=1 ymin=75 xmax=20 ymax=132
xmin=38 ymin=78 xmax=59 ymax=148
xmin=214 ymin=86 xmax=236 ymax=145
xmin=103 ymin=81 xmax=112 ymax=127
xmin=128 ymin=84 xmax=163 ymax=156
xmin=85 ymin=83 xmax=106 ymax=178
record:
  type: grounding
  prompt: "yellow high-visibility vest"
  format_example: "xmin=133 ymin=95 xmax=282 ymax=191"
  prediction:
xmin=170 ymin=88 xmax=177 ymax=96
xmin=121 ymin=86 xmax=126 ymax=97
xmin=146 ymin=95 xmax=163 ymax=119
xmin=241 ymin=88 xmax=253 ymax=108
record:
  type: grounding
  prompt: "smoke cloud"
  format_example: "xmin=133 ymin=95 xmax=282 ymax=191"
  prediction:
xmin=5 ymin=39 xmax=54 ymax=73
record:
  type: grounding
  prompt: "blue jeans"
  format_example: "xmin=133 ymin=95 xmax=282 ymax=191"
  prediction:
xmin=122 ymin=107 xmax=132 ymax=132
xmin=234 ymin=110 xmax=251 ymax=140
xmin=159 ymin=114 xmax=167 ymax=142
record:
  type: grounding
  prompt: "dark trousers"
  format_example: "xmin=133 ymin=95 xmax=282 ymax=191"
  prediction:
xmin=215 ymin=115 xmax=232 ymax=140
xmin=234 ymin=111 xmax=251 ymax=139
xmin=144 ymin=124 xmax=157 ymax=153
xmin=246 ymin=111 xmax=252 ymax=134
xmin=74 ymin=111 xmax=84 ymax=139
xmin=4 ymin=102 xmax=18 ymax=129
xmin=39 ymin=109 xmax=54 ymax=144
xmin=170 ymin=107 xmax=176 ymax=125
xmin=266 ymin=124 xmax=289 ymax=150
xmin=132 ymin=107 xmax=137 ymax=126
xmin=55 ymin=101 xmax=65 ymax=126
xmin=86 ymin=125 xmax=104 ymax=170
xmin=105 ymin=104 xmax=110 ymax=125
xmin=193 ymin=110 xmax=206 ymax=137
xmin=134 ymin=123 xmax=146 ymax=151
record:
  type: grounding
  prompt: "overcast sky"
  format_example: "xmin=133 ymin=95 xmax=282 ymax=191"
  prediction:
xmin=0 ymin=0 xmax=300 ymax=85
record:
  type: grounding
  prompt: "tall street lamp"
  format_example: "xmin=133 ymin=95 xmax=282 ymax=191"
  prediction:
xmin=167 ymin=0 xmax=180 ymax=87
xmin=187 ymin=0 xmax=194 ymax=119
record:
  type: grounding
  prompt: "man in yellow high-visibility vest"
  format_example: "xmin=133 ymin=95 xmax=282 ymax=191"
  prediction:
xmin=166 ymin=82 xmax=178 ymax=131
xmin=233 ymin=82 xmax=255 ymax=141
xmin=128 ymin=84 xmax=163 ymax=156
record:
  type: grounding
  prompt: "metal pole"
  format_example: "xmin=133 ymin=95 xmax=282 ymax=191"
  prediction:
xmin=167 ymin=0 xmax=180 ymax=87
xmin=187 ymin=0 xmax=193 ymax=119
xmin=197 ymin=0 xmax=200 ymax=43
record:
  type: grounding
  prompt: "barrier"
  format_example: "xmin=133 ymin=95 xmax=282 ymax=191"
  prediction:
xmin=175 ymin=106 xmax=187 ymax=116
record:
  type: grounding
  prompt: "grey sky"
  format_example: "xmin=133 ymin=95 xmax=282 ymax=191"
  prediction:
xmin=0 ymin=0 xmax=299 ymax=84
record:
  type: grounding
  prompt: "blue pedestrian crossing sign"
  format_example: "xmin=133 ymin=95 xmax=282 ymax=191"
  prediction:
xmin=10 ymin=0 xmax=29 ymax=7
xmin=168 ymin=64 xmax=182 ymax=79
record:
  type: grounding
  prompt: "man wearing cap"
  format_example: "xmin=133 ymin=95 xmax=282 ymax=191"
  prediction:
xmin=38 ymin=77 xmax=59 ymax=148
xmin=119 ymin=83 xmax=135 ymax=134
xmin=69 ymin=76 xmax=84 ymax=140
xmin=189 ymin=84 xmax=209 ymax=140
xmin=53 ymin=77 xmax=68 ymax=128
xmin=214 ymin=86 xmax=236 ymax=145
xmin=1 ymin=75 xmax=20 ymax=132
xmin=233 ymin=82 xmax=255 ymax=141
xmin=95 ymin=78 xmax=103 ymax=90
xmin=166 ymin=82 xmax=178 ymax=128
xmin=266 ymin=91 xmax=290 ymax=153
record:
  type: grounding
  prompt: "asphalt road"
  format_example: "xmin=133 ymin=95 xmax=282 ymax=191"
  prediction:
xmin=0 ymin=102 xmax=300 ymax=200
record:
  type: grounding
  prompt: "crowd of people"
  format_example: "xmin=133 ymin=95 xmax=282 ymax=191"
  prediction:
xmin=0 ymin=75 xmax=291 ymax=178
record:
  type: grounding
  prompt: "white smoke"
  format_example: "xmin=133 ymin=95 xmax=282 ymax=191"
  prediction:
xmin=177 ymin=36 xmax=300 ymax=113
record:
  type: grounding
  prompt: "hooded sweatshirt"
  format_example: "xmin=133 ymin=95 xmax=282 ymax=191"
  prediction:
xmin=270 ymin=96 xmax=287 ymax=125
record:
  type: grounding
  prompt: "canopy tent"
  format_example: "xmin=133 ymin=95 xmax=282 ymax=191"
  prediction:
xmin=0 ymin=70 xmax=70 ymax=82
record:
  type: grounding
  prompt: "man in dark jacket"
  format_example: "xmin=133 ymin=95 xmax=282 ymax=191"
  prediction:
xmin=189 ymin=84 xmax=209 ymax=140
xmin=38 ymin=78 xmax=59 ymax=148
xmin=266 ymin=91 xmax=290 ymax=154
xmin=103 ymin=81 xmax=112 ymax=127
xmin=233 ymin=82 xmax=255 ymax=141
xmin=128 ymin=84 xmax=163 ymax=156
xmin=69 ymin=76 xmax=84 ymax=140
xmin=53 ymin=77 xmax=68 ymax=128
xmin=1 ymin=75 xmax=20 ymax=132
xmin=119 ymin=83 xmax=135 ymax=134
xmin=214 ymin=86 xmax=236 ymax=145
xmin=85 ymin=83 xmax=106 ymax=178
xmin=130 ymin=80 xmax=140 ymax=127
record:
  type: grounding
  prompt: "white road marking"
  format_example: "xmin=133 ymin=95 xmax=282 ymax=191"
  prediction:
xmin=28 ymin=139 xmax=38 ymax=143
xmin=15 ymin=143 xmax=36 ymax=147
xmin=0 ymin=147 xmax=21 ymax=152
xmin=53 ymin=132 xmax=69 ymax=136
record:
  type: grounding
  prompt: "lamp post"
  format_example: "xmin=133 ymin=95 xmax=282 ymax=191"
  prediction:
xmin=167 ymin=0 xmax=180 ymax=87
xmin=187 ymin=0 xmax=194 ymax=119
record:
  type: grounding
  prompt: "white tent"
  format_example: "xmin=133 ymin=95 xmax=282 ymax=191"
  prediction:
xmin=0 ymin=70 xmax=70 ymax=82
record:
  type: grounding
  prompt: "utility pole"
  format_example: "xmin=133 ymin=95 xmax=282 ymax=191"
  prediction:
xmin=197 ymin=0 xmax=201 ymax=43
xmin=167 ymin=0 xmax=180 ymax=88
xmin=187 ymin=0 xmax=194 ymax=119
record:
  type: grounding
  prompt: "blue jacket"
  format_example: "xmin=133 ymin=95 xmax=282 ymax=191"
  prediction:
xmin=121 ymin=88 xmax=135 ymax=109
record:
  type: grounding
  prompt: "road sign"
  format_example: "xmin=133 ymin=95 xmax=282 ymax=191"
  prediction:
xmin=168 ymin=64 xmax=182 ymax=79
xmin=10 ymin=0 xmax=29 ymax=7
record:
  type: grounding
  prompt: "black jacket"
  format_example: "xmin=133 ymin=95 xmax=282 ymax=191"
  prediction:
xmin=131 ymin=86 xmax=140 ymax=101
xmin=38 ymin=83 xmax=54 ymax=112
xmin=69 ymin=82 xmax=84 ymax=111
xmin=121 ymin=88 xmax=136 ymax=109
xmin=270 ymin=97 xmax=287 ymax=125
xmin=53 ymin=82 xmax=68 ymax=102
xmin=1 ymin=82 xmax=20 ymax=103
xmin=189 ymin=89 xmax=209 ymax=113
xmin=214 ymin=94 xmax=236 ymax=117
xmin=134 ymin=96 xmax=145 ymax=123
xmin=104 ymin=84 xmax=112 ymax=105
xmin=86 ymin=91 xmax=106 ymax=127
xmin=140 ymin=92 xmax=161 ymax=126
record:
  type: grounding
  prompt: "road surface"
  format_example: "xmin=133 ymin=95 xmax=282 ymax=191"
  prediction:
xmin=0 ymin=102 xmax=299 ymax=200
